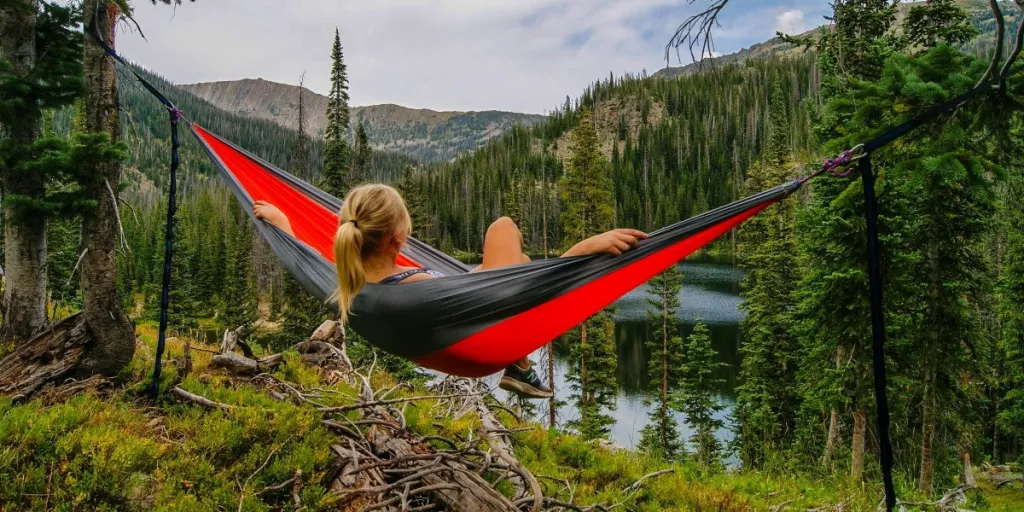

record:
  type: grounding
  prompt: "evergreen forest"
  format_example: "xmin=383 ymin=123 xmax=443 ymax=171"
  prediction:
xmin=0 ymin=1 xmax=1023 ymax=511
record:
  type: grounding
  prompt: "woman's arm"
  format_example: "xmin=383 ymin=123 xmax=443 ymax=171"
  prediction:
xmin=254 ymin=200 xmax=295 ymax=237
xmin=562 ymin=228 xmax=648 ymax=257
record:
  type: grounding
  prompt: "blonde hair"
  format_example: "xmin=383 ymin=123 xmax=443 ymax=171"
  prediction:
xmin=334 ymin=184 xmax=412 ymax=324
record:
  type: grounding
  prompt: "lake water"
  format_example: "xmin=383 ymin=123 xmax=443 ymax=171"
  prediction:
xmin=489 ymin=257 xmax=746 ymax=454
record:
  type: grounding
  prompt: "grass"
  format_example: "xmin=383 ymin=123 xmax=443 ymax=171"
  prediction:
xmin=0 ymin=323 xmax=1021 ymax=511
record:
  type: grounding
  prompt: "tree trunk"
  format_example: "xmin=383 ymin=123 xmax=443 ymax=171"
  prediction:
xmin=920 ymin=373 xmax=937 ymax=495
xmin=822 ymin=346 xmax=844 ymax=467
xmin=962 ymin=451 xmax=975 ymax=488
xmin=580 ymin=321 xmax=588 ymax=404
xmin=76 ymin=0 xmax=134 ymax=376
xmin=661 ymin=289 xmax=668 ymax=449
xmin=823 ymin=408 xmax=840 ymax=466
xmin=542 ymin=180 xmax=555 ymax=428
xmin=0 ymin=0 xmax=49 ymax=343
xmin=851 ymin=408 xmax=866 ymax=481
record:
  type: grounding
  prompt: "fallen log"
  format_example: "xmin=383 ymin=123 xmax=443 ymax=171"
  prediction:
xmin=0 ymin=314 xmax=91 ymax=400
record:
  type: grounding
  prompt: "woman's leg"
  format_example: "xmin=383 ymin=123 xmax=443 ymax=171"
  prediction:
xmin=481 ymin=218 xmax=551 ymax=398
xmin=480 ymin=217 xmax=528 ymax=270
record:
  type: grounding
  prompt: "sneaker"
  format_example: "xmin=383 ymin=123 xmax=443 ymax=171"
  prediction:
xmin=499 ymin=363 xmax=553 ymax=399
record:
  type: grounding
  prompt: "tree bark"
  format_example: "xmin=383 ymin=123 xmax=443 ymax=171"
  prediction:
xmin=661 ymin=288 xmax=668 ymax=450
xmin=0 ymin=0 xmax=49 ymax=343
xmin=823 ymin=408 xmax=840 ymax=466
xmin=546 ymin=342 xmax=556 ymax=428
xmin=851 ymin=408 xmax=866 ymax=481
xmin=822 ymin=346 xmax=844 ymax=467
xmin=920 ymin=373 xmax=937 ymax=495
xmin=580 ymin=321 xmax=588 ymax=405
xmin=76 ymin=0 xmax=134 ymax=376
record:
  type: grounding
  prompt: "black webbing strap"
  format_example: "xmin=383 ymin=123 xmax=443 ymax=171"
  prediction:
xmin=863 ymin=82 xmax=992 ymax=153
xmin=150 ymin=110 xmax=180 ymax=397
xmin=860 ymin=155 xmax=897 ymax=511
xmin=86 ymin=14 xmax=181 ymax=397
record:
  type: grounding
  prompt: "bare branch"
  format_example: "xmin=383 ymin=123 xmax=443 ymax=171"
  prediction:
xmin=979 ymin=0 xmax=1006 ymax=86
xmin=238 ymin=435 xmax=294 ymax=512
xmin=65 ymin=249 xmax=89 ymax=289
xmin=623 ymin=468 xmax=675 ymax=495
xmin=665 ymin=0 xmax=729 ymax=67
xmin=105 ymin=181 xmax=130 ymax=253
xmin=999 ymin=1 xmax=1024 ymax=78
xmin=318 ymin=390 xmax=489 ymax=414
xmin=171 ymin=386 xmax=233 ymax=411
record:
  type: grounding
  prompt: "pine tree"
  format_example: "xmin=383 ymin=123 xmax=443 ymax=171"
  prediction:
xmin=903 ymin=0 xmax=978 ymax=51
xmin=881 ymin=47 xmax=1001 ymax=494
xmin=559 ymin=108 xmax=618 ymax=439
xmin=396 ymin=164 xmax=434 ymax=247
xmin=680 ymin=320 xmax=725 ymax=469
xmin=349 ymin=121 xmax=371 ymax=189
xmin=733 ymin=76 xmax=800 ymax=469
xmin=169 ymin=209 xmax=200 ymax=334
xmin=291 ymin=72 xmax=310 ymax=181
xmin=997 ymin=175 xmax=1024 ymax=463
xmin=504 ymin=167 xmax=530 ymax=251
xmin=322 ymin=28 xmax=350 ymax=198
xmin=222 ymin=209 xmax=258 ymax=337
xmin=638 ymin=265 xmax=686 ymax=460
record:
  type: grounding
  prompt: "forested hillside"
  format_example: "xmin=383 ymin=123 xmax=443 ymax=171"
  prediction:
xmin=182 ymin=78 xmax=546 ymax=162
xmin=418 ymin=56 xmax=820 ymax=253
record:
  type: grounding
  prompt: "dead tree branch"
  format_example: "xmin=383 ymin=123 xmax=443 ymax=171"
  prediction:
xmin=999 ymin=1 xmax=1024 ymax=79
xmin=171 ymin=386 xmax=233 ymax=411
xmin=665 ymin=0 xmax=729 ymax=66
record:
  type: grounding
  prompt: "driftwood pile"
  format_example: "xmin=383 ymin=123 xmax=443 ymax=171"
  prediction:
xmin=171 ymin=320 xmax=673 ymax=512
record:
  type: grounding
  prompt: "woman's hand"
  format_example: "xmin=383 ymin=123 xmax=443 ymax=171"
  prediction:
xmin=562 ymin=229 xmax=648 ymax=257
xmin=254 ymin=200 xmax=295 ymax=236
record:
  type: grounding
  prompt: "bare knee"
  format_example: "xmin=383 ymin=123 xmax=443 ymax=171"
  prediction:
xmin=488 ymin=216 xmax=520 ymax=237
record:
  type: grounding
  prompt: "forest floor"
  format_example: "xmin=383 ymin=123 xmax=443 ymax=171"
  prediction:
xmin=0 ymin=322 xmax=1021 ymax=511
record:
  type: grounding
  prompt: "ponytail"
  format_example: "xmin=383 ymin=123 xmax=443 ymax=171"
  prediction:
xmin=334 ymin=220 xmax=365 ymax=324
xmin=332 ymin=184 xmax=412 ymax=325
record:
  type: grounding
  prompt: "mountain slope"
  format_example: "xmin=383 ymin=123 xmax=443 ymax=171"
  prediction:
xmin=180 ymin=79 xmax=545 ymax=162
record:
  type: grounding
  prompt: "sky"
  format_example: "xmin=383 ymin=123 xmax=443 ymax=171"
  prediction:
xmin=118 ymin=0 xmax=831 ymax=114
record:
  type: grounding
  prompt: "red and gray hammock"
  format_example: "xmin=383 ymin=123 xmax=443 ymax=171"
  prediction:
xmin=192 ymin=125 xmax=799 ymax=376
xmin=92 ymin=26 xmax=1003 ymax=511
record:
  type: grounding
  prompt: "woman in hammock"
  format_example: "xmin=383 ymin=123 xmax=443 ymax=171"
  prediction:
xmin=253 ymin=184 xmax=647 ymax=399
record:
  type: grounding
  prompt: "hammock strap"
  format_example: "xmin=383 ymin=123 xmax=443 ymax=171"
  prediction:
xmin=860 ymin=154 xmax=896 ymax=511
xmin=150 ymin=108 xmax=180 ymax=397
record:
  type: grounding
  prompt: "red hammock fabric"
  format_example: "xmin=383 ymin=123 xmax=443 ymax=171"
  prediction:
xmin=194 ymin=125 xmax=420 ymax=268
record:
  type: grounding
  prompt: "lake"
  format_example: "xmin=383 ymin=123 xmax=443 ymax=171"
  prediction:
xmin=489 ymin=257 xmax=746 ymax=454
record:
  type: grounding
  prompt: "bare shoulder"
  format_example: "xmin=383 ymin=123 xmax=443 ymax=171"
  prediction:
xmin=402 ymin=271 xmax=437 ymax=283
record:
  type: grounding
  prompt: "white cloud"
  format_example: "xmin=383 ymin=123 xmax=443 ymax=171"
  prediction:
xmin=774 ymin=9 xmax=809 ymax=35
xmin=117 ymin=1 xmax=823 ymax=114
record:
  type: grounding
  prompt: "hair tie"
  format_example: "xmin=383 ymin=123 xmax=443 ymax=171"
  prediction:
xmin=347 ymin=219 xmax=358 ymax=228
